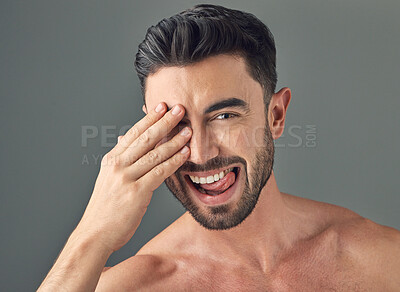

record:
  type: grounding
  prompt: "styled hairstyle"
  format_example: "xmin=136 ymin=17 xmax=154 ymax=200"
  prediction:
xmin=134 ymin=3 xmax=277 ymax=109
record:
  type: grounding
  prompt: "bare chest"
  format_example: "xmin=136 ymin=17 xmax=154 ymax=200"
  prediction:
xmin=169 ymin=257 xmax=366 ymax=292
xmin=166 ymin=237 xmax=368 ymax=292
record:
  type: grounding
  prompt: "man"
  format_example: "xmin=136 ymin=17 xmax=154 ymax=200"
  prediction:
xmin=38 ymin=4 xmax=400 ymax=291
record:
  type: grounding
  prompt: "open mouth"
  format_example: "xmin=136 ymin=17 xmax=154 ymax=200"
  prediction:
xmin=184 ymin=166 xmax=240 ymax=197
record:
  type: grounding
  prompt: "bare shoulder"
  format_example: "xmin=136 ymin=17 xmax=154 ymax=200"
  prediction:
xmin=96 ymin=215 xmax=189 ymax=291
xmin=335 ymin=214 xmax=400 ymax=290
xmin=96 ymin=253 xmax=179 ymax=291
xmin=284 ymin=192 xmax=400 ymax=289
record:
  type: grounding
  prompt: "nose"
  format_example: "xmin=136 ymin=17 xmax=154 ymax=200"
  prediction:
xmin=187 ymin=127 xmax=219 ymax=165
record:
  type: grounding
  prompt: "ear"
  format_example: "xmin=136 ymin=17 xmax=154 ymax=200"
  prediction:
xmin=267 ymin=87 xmax=292 ymax=140
xmin=142 ymin=104 xmax=148 ymax=114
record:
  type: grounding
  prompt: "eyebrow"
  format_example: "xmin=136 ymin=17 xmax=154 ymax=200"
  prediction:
xmin=204 ymin=97 xmax=249 ymax=114
xmin=165 ymin=97 xmax=249 ymax=119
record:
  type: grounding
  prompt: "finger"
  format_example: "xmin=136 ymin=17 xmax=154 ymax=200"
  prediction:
xmin=119 ymin=104 xmax=185 ymax=165
xmin=137 ymin=145 xmax=191 ymax=192
xmin=117 ymin=136 xmax=122 ymax=143
xmin=110 ymin=102 xmax=167 ymax=157
xmin=129 ymin=127 xmax=192 ymax=179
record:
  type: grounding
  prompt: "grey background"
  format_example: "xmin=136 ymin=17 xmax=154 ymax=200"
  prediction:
xmin=1 ymin=0 xmax=399 ymax=290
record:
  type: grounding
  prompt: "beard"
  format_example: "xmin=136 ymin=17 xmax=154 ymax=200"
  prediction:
xmin=164 ymin=123 xmax=274 ymax=230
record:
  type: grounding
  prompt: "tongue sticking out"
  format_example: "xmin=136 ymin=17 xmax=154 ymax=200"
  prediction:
xmin=199 ymin=171 xmax=236 ymax=196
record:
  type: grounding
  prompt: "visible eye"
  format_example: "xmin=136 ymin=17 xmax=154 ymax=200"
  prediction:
xmin=214 ymin=113 xmax=238 ymax=120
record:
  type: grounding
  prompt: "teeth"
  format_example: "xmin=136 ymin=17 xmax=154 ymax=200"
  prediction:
xmin=189 ymin=167 xmax=235 ymax=184
xmin=224 ymin=167 xmax=233 ymax=175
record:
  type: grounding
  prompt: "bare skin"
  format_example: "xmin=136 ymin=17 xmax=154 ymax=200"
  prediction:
xmin=38 ymin=103 xmax=193 ymax=291
xmin=39 ymin=54 xmax=400 ymax=291
xmin=97 ymin=191 xmax=400 ymax=291
xmin=97 ymin=54 xmax=400 ymax=291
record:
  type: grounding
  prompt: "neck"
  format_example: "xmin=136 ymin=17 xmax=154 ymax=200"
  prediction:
xmin=182 ymin=171 xmax=314 ymax=273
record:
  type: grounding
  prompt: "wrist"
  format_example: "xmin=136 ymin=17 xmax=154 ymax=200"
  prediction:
xmin=69 ymin=226 xmax=114 ymax=258
xmin=38 ymin=226 xmax=114 ymax=291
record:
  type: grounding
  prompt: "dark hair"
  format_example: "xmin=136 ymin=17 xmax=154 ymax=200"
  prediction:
xmin=134 ymin=3 xmax=277 ymax=109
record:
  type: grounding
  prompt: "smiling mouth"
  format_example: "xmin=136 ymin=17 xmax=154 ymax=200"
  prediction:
xmin=184 ymin=167 xmax=240 ymax=196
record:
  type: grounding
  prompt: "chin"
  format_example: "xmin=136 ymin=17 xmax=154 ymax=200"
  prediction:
xmin=165 ymin=164 xmax=265 ymax=231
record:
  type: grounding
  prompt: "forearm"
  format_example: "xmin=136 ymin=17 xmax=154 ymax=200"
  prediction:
xmin=38 ymin=229 xmax=113 ymax=292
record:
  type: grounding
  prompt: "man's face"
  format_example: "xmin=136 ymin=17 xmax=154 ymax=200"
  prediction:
xmin=145 ymin=54 xmax=275 ymax=230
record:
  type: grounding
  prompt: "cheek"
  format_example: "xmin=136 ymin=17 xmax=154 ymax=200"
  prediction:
xmin=210 ymin=125 xmax=255 ymax=152
xmin=253 ymin=127 xmax=268 ymax=148
xmin=211 ymin=126 xmax=232 ymax=146
xmin=233 ymin=125 xmax=268 ymax=151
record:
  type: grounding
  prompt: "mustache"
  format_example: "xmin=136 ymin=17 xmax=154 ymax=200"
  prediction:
xmin=177 ymin=156 xmax=247 ymax=173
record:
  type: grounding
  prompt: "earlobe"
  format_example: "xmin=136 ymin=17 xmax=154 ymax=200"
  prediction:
xmin=142 ymin=105 xmax=147 ymax=114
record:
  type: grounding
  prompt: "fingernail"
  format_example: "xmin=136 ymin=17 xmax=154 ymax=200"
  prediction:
xmin=155 ymin=103 xmax=163 ymax=113
xmin=180 ymin=127 xmax=190 ymax=136
xmin=180 ymin=146 xmax=189 ymax=154
xmin=171 ymin=105 xmax=182 ymax=115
